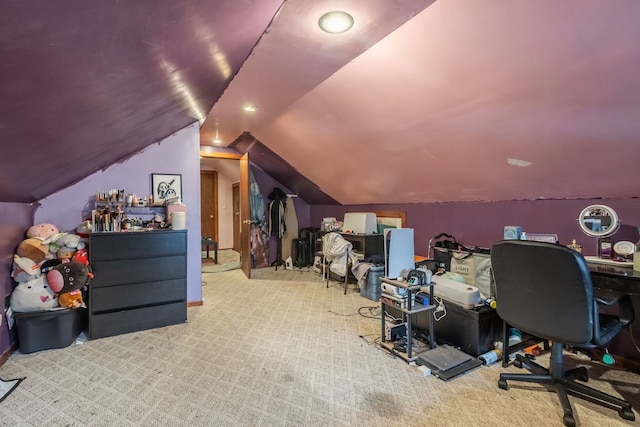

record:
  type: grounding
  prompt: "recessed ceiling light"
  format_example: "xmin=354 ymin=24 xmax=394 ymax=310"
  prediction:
xmin=318 ymin=11 xmax=354 ymax=34
xmin=243 ymin=105 xmax=257 ymax=112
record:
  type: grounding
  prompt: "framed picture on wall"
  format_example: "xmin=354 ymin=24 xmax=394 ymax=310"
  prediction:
xmin=151 ymin=173 xmax=182 ymax=204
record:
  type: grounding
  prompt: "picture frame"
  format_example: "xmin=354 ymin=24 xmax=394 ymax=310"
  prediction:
xmin=151 ymin=173 xmax=182 ymax=204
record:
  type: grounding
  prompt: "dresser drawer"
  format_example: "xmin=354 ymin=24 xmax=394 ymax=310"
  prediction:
xmin=88 ymin=302 xmax=187 ymax=339
xmin=90 ymin=279 xmax=185 ymax=313
xmin=90 ymin=230 xmax=187 ymax=261
xmin=90 ymin=255 xmax=186 ymax=287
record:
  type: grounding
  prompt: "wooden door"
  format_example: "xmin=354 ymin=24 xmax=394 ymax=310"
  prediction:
xmin=232 ymin=183 xmax=240 ymax=252
xmin=239 ymin=153 xmax=251 ymax=278
xmin=200 ymin=171 xmax=218 ymax=242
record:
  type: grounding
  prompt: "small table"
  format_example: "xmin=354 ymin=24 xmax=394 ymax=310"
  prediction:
xmin=379 ymin=277 xmax=436 ymax=362
xmin=201 ymin=238 xmax=218 ymax=264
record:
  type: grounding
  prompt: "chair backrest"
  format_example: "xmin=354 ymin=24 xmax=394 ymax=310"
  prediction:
xmin=491 ymin=240 xmax=594 ymax=345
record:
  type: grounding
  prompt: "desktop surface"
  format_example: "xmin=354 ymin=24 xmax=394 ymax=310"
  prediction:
xmin=587 ymin=258 xmax=640 ymax=295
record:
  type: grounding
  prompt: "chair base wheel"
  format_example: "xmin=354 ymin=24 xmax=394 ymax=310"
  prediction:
xmin=498 ymin=379 xmax=508 ymax=390
xmin=562 ymin=414 xmax=576 ymax=427
xmin=619 ymin=408 xmax=635 ymax=421
xmin=513 ymin=359 xmax=523 ymax=369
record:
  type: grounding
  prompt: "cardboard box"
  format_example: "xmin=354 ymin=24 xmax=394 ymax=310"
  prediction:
xmin=14 ymin=308 xmax=86 ymax=354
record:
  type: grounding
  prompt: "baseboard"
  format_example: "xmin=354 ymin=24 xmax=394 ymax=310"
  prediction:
xmin=187 ymin=300 xmax=203 ymax=307
xmin=0 ymin=345 xmax=15 ymax=368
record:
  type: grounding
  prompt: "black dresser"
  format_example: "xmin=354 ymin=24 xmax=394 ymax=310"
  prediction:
xmin=88 ymin=230 xmax=187 ymax=339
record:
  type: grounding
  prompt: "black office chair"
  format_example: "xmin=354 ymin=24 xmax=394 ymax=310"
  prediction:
xmin=491 ymin=240 xmax=635 ymax=427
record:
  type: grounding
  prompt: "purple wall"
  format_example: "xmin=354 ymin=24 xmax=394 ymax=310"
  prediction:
xmin=311 ymin=198 xmax=640 ymax=256
xmin=0 ymin=203 xmax=34 ymax=357
xmin=35 ymin=124 xmax=203 ymax=304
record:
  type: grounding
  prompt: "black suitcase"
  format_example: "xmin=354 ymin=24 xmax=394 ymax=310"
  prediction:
xmin=292 ymin=238 xmax=310 ymax=267
xmin=299 ymin=227 xmax=320 ymax=267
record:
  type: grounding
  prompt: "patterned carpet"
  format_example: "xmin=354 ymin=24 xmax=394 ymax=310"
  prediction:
xmin=201 ymin=249 xmax=241 ymax=273
xmin=0 ymin=266 xmax=639 ymax=426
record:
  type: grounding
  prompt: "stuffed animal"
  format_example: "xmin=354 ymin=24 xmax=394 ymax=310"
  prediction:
xmin=76 ymin=220 xmax=92 ymax=238
xmin=26 ymin=223 xmax=60 ymax=241
xmin=57 ymin=246 xmax=75 ymax=262
xmin=45 ymin=232 xmax=86 ymax=256
xmin=16 ymin=238 xmax=50 ymax=264
xmin=11 ymin=254 xmax=42 ymax=283
xmin=54 ymin=233 xmax=85 ymax=250
xmin=46 ymin=261 xmax=93 ymax=309
xmin=71 ymin=248 xmax=89 ymax=266
xmin=10 ymin=276 xmax=59 ymax=312
xmin=57 ymin=292 xmax=83 ymax=309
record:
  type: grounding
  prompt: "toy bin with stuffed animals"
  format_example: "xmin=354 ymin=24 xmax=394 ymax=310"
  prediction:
xmin=13 ymin=308 xmax=86 ymax=354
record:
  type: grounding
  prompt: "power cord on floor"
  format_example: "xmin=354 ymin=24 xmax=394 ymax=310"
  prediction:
xmin=358 ymin=333 xmax=379 ymax=345
xmin=327 ymin=309 xmax=357 ymax=316
xmin=358 ymin=306 xmax=380 ymax=319
xmin=328 ymin=305 xmax=381 ymax=318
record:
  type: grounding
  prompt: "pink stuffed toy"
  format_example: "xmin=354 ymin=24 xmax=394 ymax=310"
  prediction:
xmin=26 ymin=223 xmax=60 ymax=241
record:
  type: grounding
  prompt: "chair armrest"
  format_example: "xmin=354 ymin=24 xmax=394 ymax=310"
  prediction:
xmin=595 ymin=293 xmax=634 ymax=325
xmin=594 ymin=290 xmax=625 ymax=306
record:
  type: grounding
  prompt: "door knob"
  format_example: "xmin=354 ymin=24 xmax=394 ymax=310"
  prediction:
xmin=209 ymin=215 xmax=214 ymax=218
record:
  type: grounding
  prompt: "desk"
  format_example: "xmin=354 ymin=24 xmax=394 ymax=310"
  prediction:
xmin=502 ymin=261 xmax=640 ymax=367
xmin=201 ymin=238 xmax=218 ymax=264
xmin=588 ymin=262 xmax=640 ymax=295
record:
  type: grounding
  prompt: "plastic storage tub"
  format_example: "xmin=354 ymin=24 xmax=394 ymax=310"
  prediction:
xmin=13 ymin=308 xmax=86 ymax=354
xmin=361 ymin=266 xmax=385 ymax=301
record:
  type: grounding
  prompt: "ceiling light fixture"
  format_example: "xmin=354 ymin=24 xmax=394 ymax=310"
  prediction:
xmin=243 ymin=105 xmax=257 ymax=112
xmin=318 ymin=11 xmax=354 ymax=34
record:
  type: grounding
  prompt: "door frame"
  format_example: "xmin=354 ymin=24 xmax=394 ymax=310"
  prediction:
xmin=200 ymin=150 xmax=251 ymax=278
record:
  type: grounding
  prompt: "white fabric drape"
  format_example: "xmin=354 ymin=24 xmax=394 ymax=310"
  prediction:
xmin=322 ymin=232 xmax=359 ymax=277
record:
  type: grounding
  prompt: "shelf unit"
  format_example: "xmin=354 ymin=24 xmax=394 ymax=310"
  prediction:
xmin=93 ymin=200 xmax=166 ymax=232
xmin=380 ymin=277 xmax=437 ymax=362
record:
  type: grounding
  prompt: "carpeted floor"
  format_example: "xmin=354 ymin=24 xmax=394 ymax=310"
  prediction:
xmin=202 ymin=249 xmax=241 ymax=273
xmin=0 ymin=266 xmax=639 ymax=426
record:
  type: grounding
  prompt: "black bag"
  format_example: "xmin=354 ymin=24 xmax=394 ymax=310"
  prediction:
xmin=429 ymin=233 xmax=473 ymax=271
xmin=292 ymin=238 xmax=310 ymax=267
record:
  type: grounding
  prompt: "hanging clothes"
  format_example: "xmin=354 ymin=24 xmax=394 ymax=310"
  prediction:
xmin=249 ymin=170 xmax=269 ymax=268
xmin=268 ymin=187 xmax=287 ymax=237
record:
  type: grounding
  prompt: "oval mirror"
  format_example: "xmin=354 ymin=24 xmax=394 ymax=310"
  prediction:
xmin=577 ymin=204 xmax=620 ymax=238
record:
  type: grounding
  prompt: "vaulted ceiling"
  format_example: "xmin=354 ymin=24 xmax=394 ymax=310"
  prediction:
xmin=3 ymin=1 xmax=640 ymax=205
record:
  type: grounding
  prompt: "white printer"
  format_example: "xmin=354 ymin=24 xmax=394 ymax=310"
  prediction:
xmin=342 ymin=212 xmax=377 ymax=234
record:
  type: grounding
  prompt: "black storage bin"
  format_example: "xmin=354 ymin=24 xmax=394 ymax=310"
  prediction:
xmin=14 ymin=308 xmax=86 ymax=354
xmin=432 ymin=303 xmax=500 ymax=356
